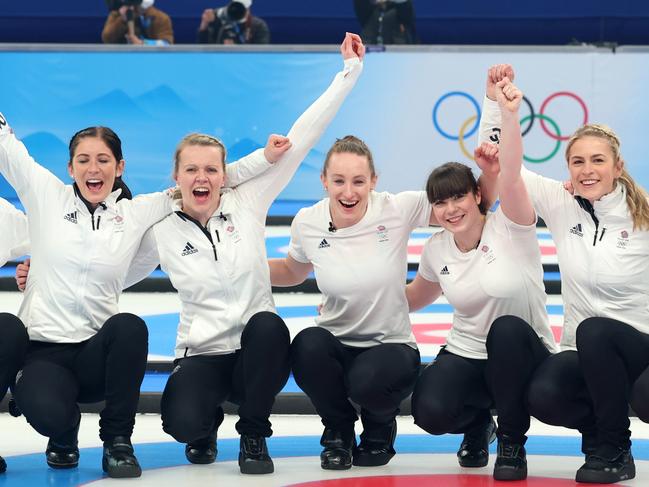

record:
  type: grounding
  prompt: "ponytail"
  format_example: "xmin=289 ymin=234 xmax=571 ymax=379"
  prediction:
xmin=618 ymin=168 xmax=649 ymax=231
xmin=112 ymin=175 xmax=133 ymax=201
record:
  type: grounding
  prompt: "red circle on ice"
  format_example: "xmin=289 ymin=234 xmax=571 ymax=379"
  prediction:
xmin=287 ymin=474 xmax=580 ymax=487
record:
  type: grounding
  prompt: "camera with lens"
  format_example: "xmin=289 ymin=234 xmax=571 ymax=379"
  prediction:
xmin=106 ymin=0 xmax=142 ymax=11
xmin=214 ymin=1 xmax=249 ymax=24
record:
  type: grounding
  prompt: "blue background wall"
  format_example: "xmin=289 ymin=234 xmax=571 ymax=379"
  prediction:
xmin=2 ymin=47 xmax=649 ymax=205
xmin=1 ymin=0 xmax=649 ymax=45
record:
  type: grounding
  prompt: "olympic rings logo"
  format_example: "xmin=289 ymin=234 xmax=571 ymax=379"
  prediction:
xmin=432 ymin=91 xmax=588 ymax=163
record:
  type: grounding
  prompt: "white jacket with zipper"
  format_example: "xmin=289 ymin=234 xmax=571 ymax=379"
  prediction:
xmin=0 ymin=196 xmax=29 ymax=266
xmin=126 ymin=57 xmax=364 ymax=357
xmin=0 ymin=113 xmax=271 ymax=343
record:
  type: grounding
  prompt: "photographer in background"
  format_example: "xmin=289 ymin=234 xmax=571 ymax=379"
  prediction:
xmin=102 ymin=0 xmax=174 ymax=45
xmin=354 ymin=0 xmax=417 ymax=45
xmin=198 ymin=0 xmax=270 ymax=45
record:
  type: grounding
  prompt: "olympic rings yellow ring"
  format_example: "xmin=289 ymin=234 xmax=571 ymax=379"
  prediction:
xmin=458 ymin=115 xmax=477 ymax=161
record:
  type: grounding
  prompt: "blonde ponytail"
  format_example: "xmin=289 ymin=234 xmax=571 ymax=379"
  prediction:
xmin=618 ymin=168 xmax=649 ymax=231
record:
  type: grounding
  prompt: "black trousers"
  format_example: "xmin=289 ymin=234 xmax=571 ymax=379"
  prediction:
xmin=528 ymin=350 xmax=596 ymax=435
xmin=577 ymin=317 xmax=649 ymax=449
xmin=485 ymin=315 xmax=552 ymax=444
xmin=161 ymin=312 xmax=290 ymax=442
xmin=528 ymin=317 xmax=649 ymax=450
xmin=291 ymin=326 xmax=420 ymax=439
xmin=0 ymin=313 xmax=29 ymax=402
xmin=14 ymin=313 xmax=148 ymax=442
xmin=412 ymin=348 xmax=492 ymax=436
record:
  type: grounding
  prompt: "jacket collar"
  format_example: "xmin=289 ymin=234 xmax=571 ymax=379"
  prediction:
xmin=73 ymin=183 xmax=122 ymax=214
xmin=574 ymin=183 xmax=628 ymax=223
xmin=173 ymin=190 xmax=234 ymax=224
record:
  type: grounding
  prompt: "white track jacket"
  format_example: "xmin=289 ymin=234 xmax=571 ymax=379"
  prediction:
xmin=0 ymin=113 xmax=271 ymax=342
xmin=0 ymin=196 xmax=29 ymax=266
xmin=478 ymin=96 xmax=649 ymax=349
xmin=127 ymin=57 xmax=363 ymax=357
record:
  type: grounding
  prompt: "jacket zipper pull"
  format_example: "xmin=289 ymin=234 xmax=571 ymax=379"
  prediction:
xmin=212 ymin=244 xmax=217 ymax=261
xmin=599 ymin=227 xmax=606 ymax=242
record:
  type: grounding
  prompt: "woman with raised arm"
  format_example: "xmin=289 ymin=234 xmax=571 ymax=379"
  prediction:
xmin=266 ymin=121 xmax=486 ymax=469
xmin=407 ymin=76 xmax=556 ymax=481
xmin=0 ymin=112 xmax=271 ymax=477
xmin=0 ymin=197 xmax=29 ymax=474
xmin=123 ymin=33 xmax=365 ymax=475
xmin=479 ymin=66 xmax=649 ymax=485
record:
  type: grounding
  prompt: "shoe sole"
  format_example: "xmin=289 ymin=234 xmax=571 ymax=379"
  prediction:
xmin=575 ymin=465 xmax=636 ymax=484
xmin=239 ymin=464 xmax=275 ymax=474
xmin=458 ymin=457 xmax=489 ymax=468
xmin=494 ymin=466 xmax=528 ymax=481
xmin=101 ymin=458 xmax=142 ymax=478
xmin=47 ymin=461 xmax=79 ymax=469
xmin=238 ymin=457 xmax=274 ymax=474
xmin=353 ymin=452 xmax=395 ymax=467
xmin=320 ymin=449 xmax=353 ymax=470
xmin=321 ymin=459 xmax=352 ymax=470
xmin=185 ymin=454 xmax=216 ymax=465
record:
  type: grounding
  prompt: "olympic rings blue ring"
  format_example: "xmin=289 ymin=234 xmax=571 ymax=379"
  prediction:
xmin=432 ymin=92 xmax=481 ymax=140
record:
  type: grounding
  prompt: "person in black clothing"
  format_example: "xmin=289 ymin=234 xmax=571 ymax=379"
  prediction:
xmin=354 ymin=0 xmax=416 ymax=45
xmin=198 ymin=0 xmax=270 ymax=44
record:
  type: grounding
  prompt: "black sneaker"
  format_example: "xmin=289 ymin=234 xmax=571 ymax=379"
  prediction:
xmin=493 ymin=438 xmax=527 ymax=481
xmin=575 ymin=446 xmax=635 ymax=484
xmin=320 ymin=428 xmax=355 ymax=470
xmin=238 ymin=434 xmax=274 ymax=474
xmin=102 ymin=436 xmax=142 ymax=478
xmin=46 ymin=420 xmax=80 ymax=469
xmin=353 ymin=419 xmax=397 ymax=467
xmin=185 ymin=428 xmax=218 ymax=464
xmin=457 ymin=416 xmax=496 ymax=468
xmin=0 ymin=455 xmax=6 ymax=474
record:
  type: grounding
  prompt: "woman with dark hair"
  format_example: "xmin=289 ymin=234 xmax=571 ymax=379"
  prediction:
xmin=267 ymin=106 xmax=500 ymax=469
xmin=269 ymin=134 xmax=434 ymax=471
xmin=406 ymin=75 xmax=556 ymax=481
xmin=479 ymin=67 xmax=649 ymax=485
xmin=0 ymin=196 xmax=29 ymax=474
xmin=123 ymin=32 xmax=365 ymax=475
xmin=0 ymin=114 xmax=271 ymax=477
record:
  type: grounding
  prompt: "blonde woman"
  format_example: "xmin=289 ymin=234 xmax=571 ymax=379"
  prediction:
xmin=479 ymin=66 xmax=649 ymax=484
xmin=126 ymin=33 xmax=365 ymax=475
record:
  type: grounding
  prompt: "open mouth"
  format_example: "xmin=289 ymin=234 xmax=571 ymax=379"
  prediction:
xmin=580 ymin=179 xmax=599 ymax=188
xmin=339 ymin=199 xmax=359 ymax=210
xmin=86 ymin=179 xmax=104 ymax=192
xmin=446 ymin=214 xmax=464 ymax=224
xmin=193 ymin=187 xmax=210 ymax=202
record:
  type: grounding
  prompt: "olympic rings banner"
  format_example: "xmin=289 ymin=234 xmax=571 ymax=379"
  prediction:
xmin=432 ymin=90 xmax=588 ymax=164
xmin=1 ymin=48 xmax=648 ymax=203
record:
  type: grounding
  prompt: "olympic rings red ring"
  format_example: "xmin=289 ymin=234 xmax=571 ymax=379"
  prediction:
xmin=539 ymin=92 xmax=588 ymax=141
